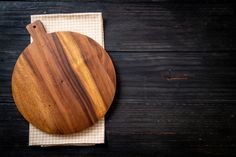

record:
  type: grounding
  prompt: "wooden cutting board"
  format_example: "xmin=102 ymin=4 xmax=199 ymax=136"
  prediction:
xmin=12 ymin=20 xmax=116 ymax=134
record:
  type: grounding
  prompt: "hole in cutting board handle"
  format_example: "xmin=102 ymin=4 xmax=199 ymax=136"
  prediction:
xmin=26 ymin=20 xmax=47 ymax=45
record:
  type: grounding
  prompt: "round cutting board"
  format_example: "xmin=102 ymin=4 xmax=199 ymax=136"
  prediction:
xmin=12 ymin=20 xmax=116 ymax=134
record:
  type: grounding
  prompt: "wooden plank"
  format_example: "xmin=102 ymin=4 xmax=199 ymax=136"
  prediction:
xmin=0 ymin=101 xmax=236 ymax=156
xmin=1 ymin=51 xmax=236 ymax=103
xmin=0 ymin=1 xmax=235 ymax=52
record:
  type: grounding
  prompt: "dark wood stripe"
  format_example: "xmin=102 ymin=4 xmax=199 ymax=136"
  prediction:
xmin=51 ymin=33 xmax=98 ymax=123
xmin=49 ymin=34 xmax=94 ymax=124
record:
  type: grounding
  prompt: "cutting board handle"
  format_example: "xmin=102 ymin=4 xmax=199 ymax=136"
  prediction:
xmin=26 ymin=20 xmax=47 ymax=46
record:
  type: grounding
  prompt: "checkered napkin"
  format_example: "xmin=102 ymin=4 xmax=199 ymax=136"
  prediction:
xmin=29 ymin=13 xmax=105 ymax=146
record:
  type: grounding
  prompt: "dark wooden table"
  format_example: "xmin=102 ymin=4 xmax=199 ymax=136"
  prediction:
xmin=0 ymin=1 xmax=235 ymax=156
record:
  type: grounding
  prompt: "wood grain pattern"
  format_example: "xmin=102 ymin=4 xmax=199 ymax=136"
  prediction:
xmin=11 ymin=20 xmax=116 ymax=134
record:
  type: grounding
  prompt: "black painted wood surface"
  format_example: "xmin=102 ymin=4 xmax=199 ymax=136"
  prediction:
xmin=0 ymin=1 xmax=235 ymax=156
